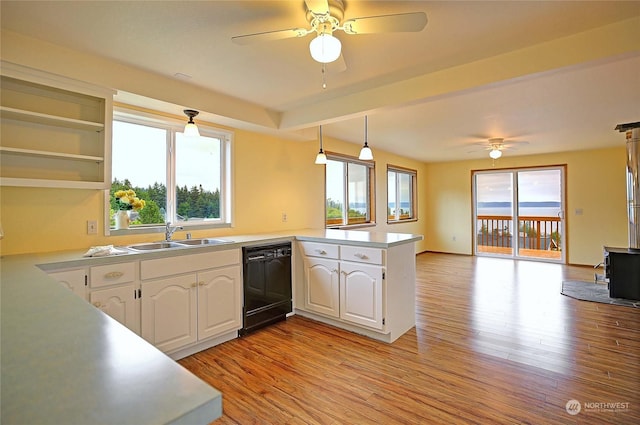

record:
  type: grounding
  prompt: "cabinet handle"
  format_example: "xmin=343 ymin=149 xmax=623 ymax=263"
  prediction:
xmin=104 ymin=271 xmax=124 ymax=279
xmin=333 ymin=269 xmax=339 ymax=274
xmin=316 ymin=249 xmax=327 ymax=255
xmin=198 ymin=281 xmax=205 ymax=286
xmin=354 ymin=253 xmax=369 ymax=260
xmin=93 ymin=302 xmax=102 ymax=308
xmin=191 ymin=282 xmax=197 ymax=288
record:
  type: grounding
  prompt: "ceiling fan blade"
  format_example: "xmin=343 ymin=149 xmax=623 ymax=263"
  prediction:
xmin=327 ymin=52 xmax=347 ymax=74
xmin=305 ymin=0 xmax=329 ymax=14
xmin=232 ymin=28 xmax=309 ymax=45
xmin=342 ymin=12 xmax=427 ymax=34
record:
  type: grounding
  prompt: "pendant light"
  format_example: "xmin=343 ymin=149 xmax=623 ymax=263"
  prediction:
xmin=183 ymin=109 xmax=200 ymax=137
xmin=359 ymin=115 xmax=373 ymax=160
xmin=489 ymin=148 xmax=502 ymax=159
xmin=315 ymin=125 xmax=327 ymax=165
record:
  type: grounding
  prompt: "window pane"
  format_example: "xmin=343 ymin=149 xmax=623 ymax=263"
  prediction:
xmin=111 ymin=121 xmax=167 ymax=226
xmin=326 ymin=159 xmax=344 ymax=225
xmin=398 ymin=172 xmax=412 ymax=219
xmin=388 ymin=170 xmax=396 ymax=218
xmin=175 ymin=133 xmax=221 ymax=223
xmin=347 ymin=162 xmax=367 ymax=224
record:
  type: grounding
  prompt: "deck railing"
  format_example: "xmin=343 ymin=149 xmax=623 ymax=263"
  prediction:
xmin=477 ymin=215 xmax=562 ymax=252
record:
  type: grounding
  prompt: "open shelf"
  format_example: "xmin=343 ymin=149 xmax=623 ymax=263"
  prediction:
xmin=0 ymin=146 xmax=104 ymax=162
xmin=0 ymin=106 xmax=104 ymax=132
xmin=0 ymin=63 xmax=114 ymax=189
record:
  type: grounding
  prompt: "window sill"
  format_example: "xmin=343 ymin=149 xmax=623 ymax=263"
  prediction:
xmin=387 ymin=218 xmax=419 ymax=225
xmin=327 ymin=222 xmax=377 ymax=230
xmin=109 ymin=222 xmax=232 ymax=236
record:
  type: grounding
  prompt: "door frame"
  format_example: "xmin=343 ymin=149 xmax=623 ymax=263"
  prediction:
xmin=472 ymin=165 xmax=567 ymax=264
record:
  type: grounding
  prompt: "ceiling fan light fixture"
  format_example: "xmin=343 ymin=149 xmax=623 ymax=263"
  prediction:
xmin=489 ymin=148 xmax=502 ymax=159
xmin=183 ymin=109 xmax=200 ymax=137
xmin=309 ymin=32 xmax=341 ymax=63
xmin=359 ymin=115 xmax=374 ymax=160
xmin=315 ymin=125 xmax=327 ymax=164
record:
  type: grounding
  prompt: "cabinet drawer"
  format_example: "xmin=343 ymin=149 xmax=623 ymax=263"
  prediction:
xmin=299 ymin=241 xmax=339 ymax=259
xmin=90 ymin=262 xmax=136 ymax=288
xmin=141 ymin=249 xmax=240 ymax=280
xmin=340 ymin=245 xmax=384 ymax=265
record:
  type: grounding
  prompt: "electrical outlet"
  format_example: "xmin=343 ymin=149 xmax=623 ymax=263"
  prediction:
xmin=282 ymin=212 xmax=288 ymax=222
xmin=87 ymin=220 xmax=98 ymax=235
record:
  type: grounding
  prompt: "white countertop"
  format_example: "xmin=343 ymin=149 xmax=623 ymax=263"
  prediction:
xmin=0 ymin=229 xmax=422 ymax=424
xmin=1 ymin=254 xmax=222 ymax=425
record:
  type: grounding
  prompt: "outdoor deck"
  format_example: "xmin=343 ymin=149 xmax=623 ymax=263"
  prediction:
xmin=477 ymin=215 xmax=562 ymax=260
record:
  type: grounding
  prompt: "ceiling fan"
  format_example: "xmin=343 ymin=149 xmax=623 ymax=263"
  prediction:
xmin=231 ymin=0 xmax=428 ymax=66
xmin=469 ymin=138 xmax=530 ymax=159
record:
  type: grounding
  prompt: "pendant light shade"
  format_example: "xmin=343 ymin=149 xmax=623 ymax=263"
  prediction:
xmin=359 ymin=115 xmax=374 ymax=160
xmin=315 ymin=125 xmax=327 ymax=165
xmin=183 ymin=109 xmax=200 ymax=137
xmin=489 ymin=148 xmax=502 ymax=159
xmin=309 ymin=32 xmax=341 ymax=64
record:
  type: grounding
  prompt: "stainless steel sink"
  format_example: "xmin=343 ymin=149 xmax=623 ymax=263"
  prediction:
xmin=127 ymin=242 xmax=184 ymax=251
xmin=174 ymin=238 xmax=233 ymax=246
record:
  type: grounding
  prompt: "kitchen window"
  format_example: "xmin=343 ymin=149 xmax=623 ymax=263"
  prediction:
xmin=109 ymin=108 xmax=232 ymax=234
xmin=325 ymin=152 xmax=375 ymax=228
xmin=387 ymin=165 xmax=417 ymax=223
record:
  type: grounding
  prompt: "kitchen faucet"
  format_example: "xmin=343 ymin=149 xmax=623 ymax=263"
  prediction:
xmin=165 ymin=222 xmax=183 ymax=241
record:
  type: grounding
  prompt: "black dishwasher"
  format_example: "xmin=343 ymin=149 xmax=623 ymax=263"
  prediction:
xmin=240 ymin=242 xmax=292 ymax=336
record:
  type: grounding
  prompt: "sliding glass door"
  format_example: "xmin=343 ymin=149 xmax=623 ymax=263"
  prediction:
xmin=473 ymin=166 xmax=565 ymax=263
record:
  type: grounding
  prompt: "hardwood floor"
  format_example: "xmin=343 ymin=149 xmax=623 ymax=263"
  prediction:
xmin=179 ymin=252 xmax=640 ymax=424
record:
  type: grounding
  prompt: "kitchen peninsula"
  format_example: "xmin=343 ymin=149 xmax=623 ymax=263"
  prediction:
xmin=1 ymin=229 xmax=422 ymax=424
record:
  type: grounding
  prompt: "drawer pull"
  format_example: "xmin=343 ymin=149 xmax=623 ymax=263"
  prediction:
xmin=198 ymin=281 xmax=205 ymax=286
xmin=315 ymin=249 xmax=327 ymax=255
xmin=354 ymin=253 xmax=369 ymax=260
xmin=191 ymin=282 xmax=198 ymax=288
xmin=93 ymin=302 xmax=102 ymax=308
xmin=104 ymin=271 xmax=124 ymax=279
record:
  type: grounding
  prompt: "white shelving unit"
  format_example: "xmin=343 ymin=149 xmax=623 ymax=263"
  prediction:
xmin=0 ymin=61 xmax=114 ymax=189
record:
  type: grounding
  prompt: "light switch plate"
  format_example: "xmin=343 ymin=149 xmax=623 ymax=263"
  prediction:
xmin=87 ymin=220 xmax=98 ymax=234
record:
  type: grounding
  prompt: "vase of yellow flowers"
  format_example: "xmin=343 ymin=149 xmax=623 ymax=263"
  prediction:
xmin=114 ymin=189 xmax=146 ymax=230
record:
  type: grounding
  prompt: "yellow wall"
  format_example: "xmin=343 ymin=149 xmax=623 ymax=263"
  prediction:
xmin=0 ymin=28 xmax=629 ymax=265
xmin=425 ymin=147 xmax=628 ymax=266
xmin=0 ymin=126 xmax=429 ymax=255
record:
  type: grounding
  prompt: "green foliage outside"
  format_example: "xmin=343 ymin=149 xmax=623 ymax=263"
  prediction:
xmin=110 ymin=178 xmax=220 ymax=225
xmin=326 ymin=198 xmax=365 ymax=223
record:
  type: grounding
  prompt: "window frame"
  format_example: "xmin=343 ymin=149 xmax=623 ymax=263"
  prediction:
xmin=324 ymin=151 xmax=376 ymax=229
xmin=387 ymin=164 xmax=418 ymax=224
xmin=107 ymin=106 xmax=233 ymax=236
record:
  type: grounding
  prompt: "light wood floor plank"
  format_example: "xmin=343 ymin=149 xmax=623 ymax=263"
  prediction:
xmin=179 ymin=252 xmax=640 ymax=424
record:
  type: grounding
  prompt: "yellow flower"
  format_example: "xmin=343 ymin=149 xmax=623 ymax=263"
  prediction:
xmin=114 ymin=190 xmax=126 ymax=198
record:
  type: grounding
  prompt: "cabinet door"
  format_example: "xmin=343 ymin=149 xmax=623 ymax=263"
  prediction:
xmin=48 ymin=269 xmax=86 ymax=300
xmin=304 ymin=257 xmax=340 ymax=318
xmin=198 ymin=266 xmax=242 ymax=340
xmin=90 ymin=285 xmax=139 ymax=335
xmin=141 ymin=274 xmax=197 ymax=353
xmin=340 ymin=262 xmax=384 ymax=330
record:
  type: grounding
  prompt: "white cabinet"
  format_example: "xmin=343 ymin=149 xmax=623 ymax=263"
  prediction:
xmin=46 ymin=261 xmax=140 ymax=334
xmin=0 ymin=61 xmax=113 ymax=189
xmin=90 ymin=285 xmax=139 ymax=334
xmin=141 ymin=274 xmax=198 ymax=353
xmin=198 ymin=266 xmax=243 ymax=340
xmin=89 ymin=261 xmax=139 ymax=334
xmin=140 ymin=249 xmax=242 ymax=358
xmin=340 ymin=261 xmax=384 ymax=330
xmin=48 ymin=268 xmax=87 ymax=300
xmin=297 ymin=240 xmax=416 ymax=343
xmin=303 ymin=257 xmax=340 ymax=318
xmin=300 ymin=242 xmax=384 ymax=329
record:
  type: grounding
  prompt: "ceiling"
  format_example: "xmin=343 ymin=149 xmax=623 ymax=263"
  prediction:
xmin=2 ymin=1 xmax=639 ymax=162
